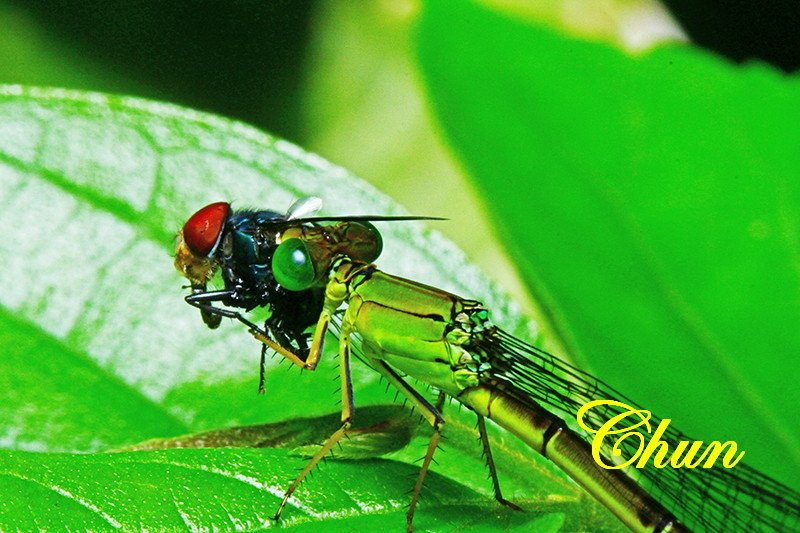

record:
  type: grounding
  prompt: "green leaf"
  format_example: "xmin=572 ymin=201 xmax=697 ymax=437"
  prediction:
xmin=415 ymin=0 xmax=800 ymax=490
xmin=0 ymin=448 xmax=563 ymax=532
xmin=0 ymin=86 xmax=620 ymax=530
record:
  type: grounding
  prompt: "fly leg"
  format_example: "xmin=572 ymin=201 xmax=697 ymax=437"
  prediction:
xmin=185 ymin=290 xmax=299 ymax=385
xmin=476 ymin=414 xmax=522 ymax=510
xmin=185 ymin=285 xmax=341 ymax=370
xmin=185 ymin=290 xmax=288 ymax=352
xmin=258 ymin=343 xmax=267 ymax=394
xmin=273 ymin=319 xmax=355 ymax=521
xmin=370 ymin=359 xmax=445 ymax=533
xmin=184 ymin=288 xmax=227 ymax=328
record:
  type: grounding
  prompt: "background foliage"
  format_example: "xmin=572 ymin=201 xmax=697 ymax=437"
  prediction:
xmin=1 ymin=0 xmax=798 ymax=531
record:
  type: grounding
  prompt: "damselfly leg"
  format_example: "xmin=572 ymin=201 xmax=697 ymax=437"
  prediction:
xmin=476 ymin=414 xmax=522 ymax=511
xmin=272 ymin=318 xmax=355 ymax=521
xmin=369 ymin=360 xmax=445 ymax=533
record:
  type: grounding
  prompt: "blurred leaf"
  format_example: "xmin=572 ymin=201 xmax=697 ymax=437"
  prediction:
xmin=0 ymin=2 xmax=148 ymax=97
xmin=481 ymin=0 xmax=686 ymax=52
xmin=2 ymin=0 xmax=315 ymax=137
xmin=416 ymin=0 xmax=800 ymax=490
xmin=0 ymin=87 xmax=621 ymax=530
xmin=301 ymin=0 xmax=537 ymax=317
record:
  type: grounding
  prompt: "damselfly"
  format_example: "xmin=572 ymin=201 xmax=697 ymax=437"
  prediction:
xmin=174 ymin=198 xmax=800 ymax=532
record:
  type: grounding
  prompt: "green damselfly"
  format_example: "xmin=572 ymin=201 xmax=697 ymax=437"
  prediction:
xmin=174 ymin=197 xmax=800 ymax=532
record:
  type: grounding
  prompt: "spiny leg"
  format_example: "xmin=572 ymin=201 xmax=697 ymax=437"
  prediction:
xmin=434 ymin=390 xmax=446 ymax=412
xmin=476 ymin=414 xmax=522 ymax=511
xmin=250 ymin=328 xmax=316 ymax=368
xmin=305 ymin=306 xmax=333 ymax=369
xmin=273 ymin=324 xmax=354 ymax=520
xmin=371 ymin=360 xmax=444 ymax=533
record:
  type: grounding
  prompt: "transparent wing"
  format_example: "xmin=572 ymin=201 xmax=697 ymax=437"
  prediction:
xmin=484 ymin=328 xmax=800 ymax=532
xmin=285 ymin=196 xmax=323 ymax=220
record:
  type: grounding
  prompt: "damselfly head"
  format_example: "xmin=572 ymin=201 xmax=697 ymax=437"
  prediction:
xmin=272 ymin=220 xmax=384 ymax=291
xmin=174 ymin=202 xmax=231 ymax=286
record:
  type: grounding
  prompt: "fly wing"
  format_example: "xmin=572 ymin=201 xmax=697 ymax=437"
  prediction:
xmin=286 ymin=197 xmax=323 ymax=220
xmin=282 ymin=197 xmax=440 ymax=223
xmin=484 ymin=328 xmax=800 ymax=532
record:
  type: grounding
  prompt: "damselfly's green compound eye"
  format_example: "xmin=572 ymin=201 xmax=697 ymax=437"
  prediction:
xmin=359 ymin=221 xmax=383 ymax=263
xmin=272 ymin=238 xmax=316 ymax=291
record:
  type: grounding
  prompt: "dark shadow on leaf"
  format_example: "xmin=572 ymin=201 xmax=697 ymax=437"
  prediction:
xmin=119 ymin=404 xmax=415 ymax=460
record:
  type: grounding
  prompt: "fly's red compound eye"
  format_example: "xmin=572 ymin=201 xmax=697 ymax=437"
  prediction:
xmin=182 ymin=202 xmax=231 ymax=256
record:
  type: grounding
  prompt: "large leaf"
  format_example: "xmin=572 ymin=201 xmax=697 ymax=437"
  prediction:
xmin=416 ymin=0 xmax=800 ymax=490
xmin=0 ymin=86 xmax=620 ymax=530
xmin=0 ymin=448 xmax=568 ymax=532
